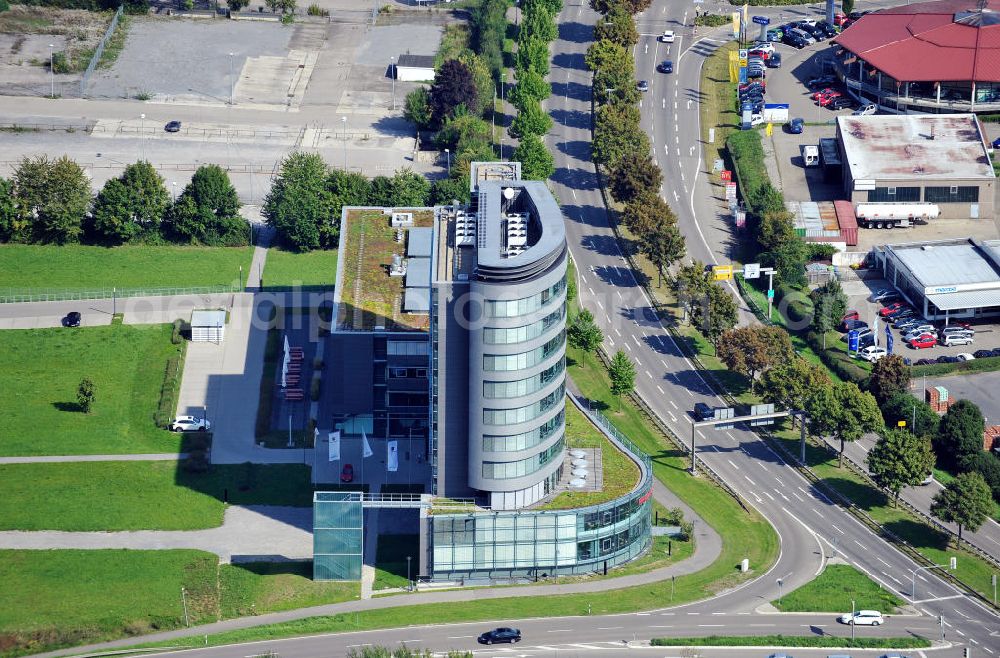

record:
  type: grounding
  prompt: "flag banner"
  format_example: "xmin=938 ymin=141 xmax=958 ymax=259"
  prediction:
xmin=281 ymin=335 xmax=290 ymax=388
xmin=328 ymin=430 xmax=340 ymax=462
xmin=387 ymin=441 xmax=399 ymax=472
xmin=362 ymin=430 xmax=373 ymax=458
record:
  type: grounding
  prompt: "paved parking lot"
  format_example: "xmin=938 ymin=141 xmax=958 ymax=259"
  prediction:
xmin=919 ymin=370 xmax=1000 ymax=422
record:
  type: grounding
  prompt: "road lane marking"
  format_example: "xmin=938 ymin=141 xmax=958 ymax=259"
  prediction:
xmin=854 ymin=540 xmax=868 ymax=550
xmin=762 ymin=490 xmax=774 ymax=501
xmin=727 ymin=459 xmax=739 ymax=470
xmin=657 ymin=385 xmax=664 ymax=394
xmin=744 ymin=475 xmax=756 ymax=485
xmin=597 ymin=626 xmax=623 ymax=630
xmin=831 ymin=523 xmax=844 ymax=534
xmin=812 ymin=508 xmax=825 ymax=518
xmin=669 ymin=399 xmax=678 ymax=409
xmin=791 ymin=491 xmax=804 ymax=502
xmin=646 ymin=369 xmax=653 ymax=379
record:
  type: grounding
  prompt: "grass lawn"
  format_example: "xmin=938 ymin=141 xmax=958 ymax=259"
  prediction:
xmin=651 ymin=636 xmax=930 ymax=649
xmin=770 ymin=426 xmax=999 ymax=604
xmin=0 ymin=550 xmax=358 ymax=657
xmin=0 ymin=244 xmax=252 ymax=294
xmin=373 ymin=534 xmax=419 ymax=591
xmin=536 ymin=401 xmax=640 ymax=510
xmin=262 ymin=248 xmax=338 ymax=291
xmin=0 ymin=323 xmax=184 ymax=456
xmin=0 ymin=462 xmax=312 ymax=531
xmin=773 ymin=564 xmax=903 ymax=613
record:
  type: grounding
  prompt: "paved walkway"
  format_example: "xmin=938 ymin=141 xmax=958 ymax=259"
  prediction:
xmin=0 ymin=505 xmax=312 ymax=564
xmin=0 ymin=453 xmax=186 ymax=464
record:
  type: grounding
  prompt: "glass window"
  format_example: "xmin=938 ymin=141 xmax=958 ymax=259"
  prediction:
xmin=924 ymin=186 xmax=980 ymax=203
xmin=483 ymin=306 xmax=565 ymax=344
xmin=486 ymin=276 xmax=566 ymax=318
xmin=482 ymin=438 xmax=565 ymax=479
xmin=483 ymin=358 xmax=566 ymax=399
xmin=867 ymin=186 xmax=920 ymax=202
xmin=387 ymin=341 xmax=430 ymax=355
xmin=483 ymin=384 xmax=565 ymax=425
xmin=483 ymin=331 xmax=565 ymax=372
xmin=483 ymin=408 xmax=565 ymax=452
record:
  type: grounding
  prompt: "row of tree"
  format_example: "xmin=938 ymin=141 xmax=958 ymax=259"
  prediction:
xmin=0 ymin=157 xmax=248 ymax=247
xmin=263 ymin=153 xmax=445 ymax=251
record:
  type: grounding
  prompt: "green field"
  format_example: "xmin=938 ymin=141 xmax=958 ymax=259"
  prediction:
xmin=0 ymin=462 xmax=313 ymax=531
xmin=651 ymin=636 xmax=930 ymax=649
xmin=262 ymin=248 xmax=338 ymax=290
xmin=773 ymin=564 xmax=903 ymax=613
xmin=0 ymin=550 xmax=358 ymax=657
xmin=0 ymin=244 xmax=252 ymax=293
xmin=0 ymin=323 xmax=184 ymax=456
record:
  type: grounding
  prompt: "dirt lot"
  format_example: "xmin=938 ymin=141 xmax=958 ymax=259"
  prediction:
xmin=0 ymin=5 xmax=113 ymax=96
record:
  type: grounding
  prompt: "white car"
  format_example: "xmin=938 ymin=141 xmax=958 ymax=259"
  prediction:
xmin=956 ymin=352 xmax=976 ymax=361
xmin=857 ymin=346 xmax=887 ymax=363
xmin=853 ymin=103 xmax=877 ymax=115
xmin=839 ymin=610 xmax=884 ymax=626
xmin=751 ymin=41 xmax=775 ymax=55
xmin=171 ymin=415 xmax=211 ymax=432
xmin=903 ymin=327 xmax=936 ymax=341
xmin=660 ymin=30 xmax=675 ymax=43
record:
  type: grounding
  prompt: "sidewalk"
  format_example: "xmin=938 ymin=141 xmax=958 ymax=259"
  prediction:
xmin=0 ymin=453 xmax=186 ymax=464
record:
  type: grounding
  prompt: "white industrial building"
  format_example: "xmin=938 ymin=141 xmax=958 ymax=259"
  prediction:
xmin=875 ymin=238 xmax=1000 ymax=321
xmin=395 ymin=54 xmax=436 ymax=82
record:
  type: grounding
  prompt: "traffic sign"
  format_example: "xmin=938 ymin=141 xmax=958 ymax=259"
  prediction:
xmin=752 ymin=15 xmax=770 ymax=25
xmin=725 ymin=182 xmax=737 ymax=200
xmin=766 ymin=288 xmax=774 ymax=299
xmin=743 ymin=263 xmax=760 ymax=280
xmin=713 ymin=265 xmax=733 ymax=281
xmin=897 ymin=420 xmax=906 ymax=427
xmin=720 ymin=170 xmax=732 ymax=181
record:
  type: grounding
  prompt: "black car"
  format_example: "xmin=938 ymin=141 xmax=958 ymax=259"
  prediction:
xmin=694 ymin=402 xmax=714 ymax=421
xmin=807 ymin=75 xmax=838 ymax=89
xmin=936 ymin=355 xmax=960 ymax=364
xmin=766 ymin=52 xmax=782 ymax=68
xmin=816 ymin=20 xmax=838 ymax=37
xmin=827 ymin=97 xmax=855 ymax=110
xmin=743 ymin=100 xmax=764 ymax=114
xmin=858 ymin=334 xmax=876 ymax=349
xmin=804 ymin=26 xmax=826 ymax=40
xmin=479 ymin=628 xmax=521 ymax=645
xmin=915 ymin=358 xmax=933 ymax=366
xmin=62 ymin=311 xmax=81 ymax=327
xmin=973 ymin=349 xmax=994 ymax=359
xmin=164 ymin=120 xmax=182 ymax=133
xmin=637 ymin=80 xmax=649 ymax=92
xmin=657 ymin=60 xmax=673 ymax=74
xmin=841 ymin=319 xmax=868 ymax=333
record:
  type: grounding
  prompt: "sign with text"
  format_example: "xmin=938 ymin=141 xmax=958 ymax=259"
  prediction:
xmin=848 ymin=329 xmax=860 ymax=352
xmin=720 ymin=170 xmax=731 ymax=181
xmin=743 ymin=263 xmax=760 ymax=280
xmin=713 ymin=265 xmax=733 ymax=281
xmin=752 ymin=15 xmax=770 ymax=25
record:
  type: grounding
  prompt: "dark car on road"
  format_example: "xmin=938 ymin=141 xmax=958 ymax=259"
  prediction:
xmin=767 ymin=52 xmax=782 ymax=68
xmin=694 ymin=402 xmax=714 ymax=421
xmin=657 ymin=60 xmax=673 ymax=74
xmin=787 ymin=117 xmax=804 ymax=134
xmin=479 ymin=628 xmax=521 ymax=644
xmin=62 ymin=311 xmax=81 ymax=327
xmin=164 ymin=120 xmax=182 ymax=133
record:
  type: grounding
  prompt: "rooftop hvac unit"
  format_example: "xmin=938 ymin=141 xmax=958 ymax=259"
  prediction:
xmin=391 ymin=212 xmax=414 ymax=227
xmin=389 ymin=254 xmax=407 ymax=277
xmin=506 ymin=213 xmax=528 ymax=247
xmin=455 ymin=211 xmax=477 ymax=247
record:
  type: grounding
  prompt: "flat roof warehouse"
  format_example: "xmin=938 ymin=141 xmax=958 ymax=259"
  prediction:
xmin=837 ymin=114 xmax=994 ymax=181
xmin=882 ymin=239 xmax=1000 ymax=313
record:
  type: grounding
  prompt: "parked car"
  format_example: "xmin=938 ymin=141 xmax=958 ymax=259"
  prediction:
xmin=853 ymin=327 xmax=874 ymax=344
xmin=767 ymin=52 xmax=783 ymax=68
xmin=816 ymin=20 xmax=838 ymax=37
xmin=941 ymin=325 xmax=974 ymax=335
xmin=937 ymin=355 xmax=960 ymax=363
xmin=479 ymin=628 xmax=521 ymax=644
xmin=842 ymin=319 xmax=868 ymax=333
xmin=974 ymin=349 xmax=994 ymax=359
xmin=658 ymin=60 xmax=674 ymax=73
xmin=915 ymin=358 xmax=934 ymax=366
xmin=766 ymin=29 xmax=783 ymax=41
xmin=694 ymin=402 xmax=714 ymax=421
xmin=834 ymin=12 xmax=849 ymax=26
xmin=940 ymin=333 xmax=974 ymax=347
xmin=992 ymin=137 xmax=1000 ymax=150
xmin=660 ymin=30 xmax=675 ymax=43
xmin=904 ymin=328 xmax=936 ymax=342
xmin=839 ymin=610 xmax=884 ymax=626
xmin=909 ymin=335 xmax=937 ymax=350
xmin=853 ymin=103 xmax=878 ymax=115
xmin=637 ymin=80 xmax=649 ymax=92
xmin=828 ymin=97 xmax=855 ymax=110
xmin=880 ymin=302 xmax=906 ymax=317
xmin=170 ymin=416 xmax=211 ymax=432
xmin=818 ymin=92 xmax=845 ymax=107
xmin=870 ymin=288 xmax=899 ymax=302
xmin=841 ymin=310 xmax=860 ymax=323
xmin=787 ymin=117 xmax=804 ymax=134
xmin=902 ymin=324 xmax=936 ymax=337
xmin=62 ymin=311 xmax=81 ymax=327
xmin=791 ymin=28 xmax=817 ymax=43
xmin=164 ymin=120 xmax=182 ymax=133
xmin=340 ymin=463 xmax=354 ymax=482
xmin=956 ymin=353 xmax=976 ymax=361
xmin=858 ymin=346 xmax=888 ymax=363
xmin=784 ymin=32 xmax=807 ymax=48
xmin=895 ymin=319 xmax=922 ymax=331
xmin=812 ymin=86 xmax=840 ymax=100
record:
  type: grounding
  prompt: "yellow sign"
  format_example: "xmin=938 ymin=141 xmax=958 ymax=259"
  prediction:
xmin=739 ymin=57 xmax=748 ymax=68
xmin=713 ymin=265 xmax=734 ymax=281
xmin=897 ymin=420 xmax=906 ymax=427
xmin=766 ymin=122 xmax=773 ymax=137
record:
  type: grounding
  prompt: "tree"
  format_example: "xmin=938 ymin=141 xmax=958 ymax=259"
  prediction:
xmin=700 ymin=284 xmax=738 ymax=345
xmin=91 ymin=161 xmax=170 ymax=244
xmin=758 ymin=210 xmax=797 ymax=252
xmin=716 ymin=325 xmax=794 ymax=394
xmin=388 ymin=168 xmax=431 ymax=207
xmin=935 ymin=399 xmax=986 ymax=472
xmin=810 ymin=278 xmax=848 ymax=345
xmin=0 ymin=177 xmax=22 ymax=242
xmin=592 ymin=102 xmax=648 ymax=167
xmin=608 ymin=154 xmax=662 ymax=204
xmin=568 ymin=309 xmax=603 ymax=365
xmin=436 ymin=114 xmax=492 ymax=151
xmin=590 ymin=0 xmax=651 ymax=14
xmin=585 ymin=39 xmax=632 ymax=75
xmin=328 ymin=169 xmax=372 ymax=220
xmin=637 ymin=206 xmax=684 ymax=287
xmin=458 ymin=52 xmax=495 ymax=117
xmin=513 ymin=134 xmax=555 ymax=181
xmin=842 ymin=0 xmax=855 ymax=18
xmin=594 ymin=6 xmax=639 ymax=48
xmin=471 ymin=0 xmax=507 ymax=79
xmin=164 ymin=165 xmax=246 ymax=246
xmin=514 ymin=36 xmax=551 ymax=76
xmin=930 ymin=471 xmax=993 ymax=543
xmin=965 ymin=452 xmax=1000 ymax=501
xmin=764 ymin=237 xmax=808 ymax=288
xmin=881 ymin=392 xmax=940 ymax=438
xmin=760 ymin=357 xmax=832 ymax=412
xmin=868 ymin=354 xmax=911 ymax=405
xmin=430 ymin=176 xmax=471 ymax=205
xmin=608 ymin=349 xmax=637 ymax=411
xmin=404 ymin=87 xmax=432 ymax=129
xmin=508 ymin=67 xmax=551 ymax=108
xmin=429 ymin=59 xmax=479 ymax=127
xmin=867 ymin=428 xmax=935 ymax=506
xmin=263 ymin=152 xmax=336 ymax=252
xmin=509 ymin=99 xmax=553 ymax=139
xmin=807 ymin=382 xmax=882 ymax=467
xmin=77 ymin=378 xmax=95 ymax=414
xmin=13 ymin=155 xmax=91 ymax=244
xmin=227 ymin=0 xmax=249 ymax=9
xmin=519 ymin=2 xmax=557 ymax=43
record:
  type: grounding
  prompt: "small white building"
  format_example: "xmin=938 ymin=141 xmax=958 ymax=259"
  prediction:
xmin=395 ymin=54 xmax=436 ymax=82
xmin=190 ymin=310 xmax=226 ymax=343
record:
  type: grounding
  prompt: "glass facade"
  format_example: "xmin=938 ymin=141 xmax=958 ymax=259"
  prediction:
xmin=483 ymin=331 xmax=565 ymax=371
xmin=483 ymin=437 xmax=566 ymax=479
xmin=483 ymin=410 xmax=564 ymax=452
xmin=483 ymin=358 xmax=566 ymax=399
xmin=483 ymin=307 xmax=565 ymax=344
xmin=313 ymin=492 xmax=364 ymax=581
xmin=483 ymin=384 xmax=565 ymax=425
xmin=486 ymin=276 xmax=567 ymax=318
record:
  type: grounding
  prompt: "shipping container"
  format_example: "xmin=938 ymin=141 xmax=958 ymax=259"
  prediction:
xmin=833 ymin=200 xmax=858 ymax=246
xmin=818 ymin=137 xmax=842 ymax=183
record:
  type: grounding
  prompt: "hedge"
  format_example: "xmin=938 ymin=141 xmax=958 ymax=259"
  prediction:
xmin=726 ymin=130 xmax=785 ymax=217
xmin=910 ymin=354 xmax=1000 ymax=377
xmin=805 ymin=330 xmax=869 ymax=385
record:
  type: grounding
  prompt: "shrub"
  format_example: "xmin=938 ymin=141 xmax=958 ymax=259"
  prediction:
xmin=154 ymin=353 xmax=186 ymax=428
xmin=50 ymin=51 xmax=71 ymax=75
xmin=0 ymin=0 xmax=10 ymax=11
xmin=805 ymin=330 xmax=869 ymax=385
xmin=306 ymin=3 xmax=328 ymax=15
xmin=694 ymin=13 xmax=729 ymax=26
xmin=806 ymin=243 xmax=838 ymax=261
xmin=171 ymin=318 xmax=184 ymax=344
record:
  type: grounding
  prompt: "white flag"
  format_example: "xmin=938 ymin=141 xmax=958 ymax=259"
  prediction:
xmin=328 ymin=430 xmax=340 ymax=462
xmin=362 ymin=429 xmax=373 ymax=458
xmin=281 ymin=334 xmax=290 ymax=388
xmin=387 ymin=440 xmax=398 ymax=472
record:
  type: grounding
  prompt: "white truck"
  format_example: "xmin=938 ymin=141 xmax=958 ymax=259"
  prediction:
xmin=803 ymin=145 xmax=820 ymax=167
xmin=854 ymin=202 xmax=940 ymax=229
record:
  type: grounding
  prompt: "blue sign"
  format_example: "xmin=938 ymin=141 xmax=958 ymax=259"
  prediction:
xmin=764 ymin=103 xmax=790 ymax=110
xmin=739 ymin=66 xmax=748 ymax=84
xmin=752 ymin=15 xmax=770 ymax=25
xmin=848 ymin=329 xmax=860 ymax=352
xmin=885 ymin=325 xmax=894 ymax=355
xmin=767 ymin=289 xmax=775 ymax=299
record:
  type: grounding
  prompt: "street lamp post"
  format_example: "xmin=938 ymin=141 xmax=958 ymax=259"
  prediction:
xmin=406 ymin=555 xmax=412 ymax=591
xmin=49 ymin=44 xmax=55 ymax=98
xmin=777 ymin=578 xmax=783 ymax=606
xmin=390 ymin=56 xmax=396 ymax=111
xmin=229 ymin=52 xmax=235 ymax=106
xmin=171 ymin=181 xmax=177 ymax=201
xmin=445 ymin=148 xmax=450 ymax=175
xmin=139 ymin=113 xmax=146 ymax=161
xmin=850 ymin=599 xmax=856 ymax=642
xmin=342 ymin=116 xmax=348 ymax=170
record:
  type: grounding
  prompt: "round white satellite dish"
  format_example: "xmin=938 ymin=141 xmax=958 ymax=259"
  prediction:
xmin=571 ymin=458 xmax=587 ymax=467
xmin=503 ymin=187 xmax=515 ymax=199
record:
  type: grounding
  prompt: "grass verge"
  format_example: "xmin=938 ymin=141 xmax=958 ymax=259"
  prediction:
xmin=0 ymin=550 xmax=358 ymax=657
xmin=373 ymin=534 xmax=419 ymax=591
xmin=0 ymin=244 xmax=252 ymax=293
xmin=0 ymin=323 xmax=183 ymax=456
xmin=262 ymin=248 xmax=338 ymax=291
xmin=0 ymin=462 xmax=312 ymax=531
xmin=650 ymin=636 xmax=931 ymax=648
xmin=773 ymin=564 xmax=903 ymax=613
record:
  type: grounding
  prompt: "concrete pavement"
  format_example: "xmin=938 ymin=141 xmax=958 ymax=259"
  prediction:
xmin=0 ymin=453 xmax=186 ymax=464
